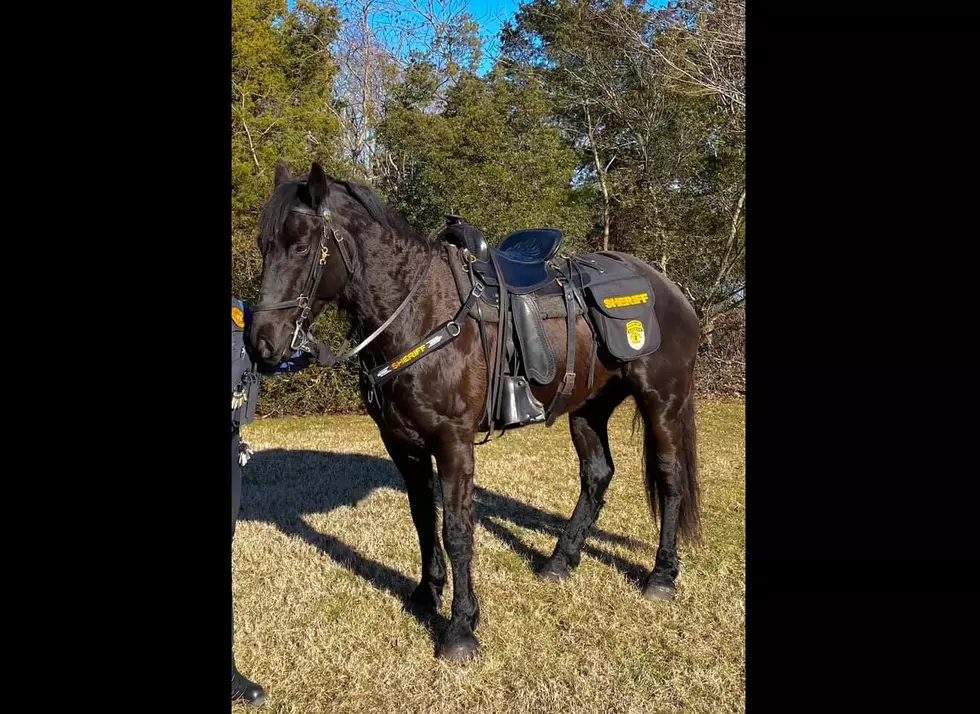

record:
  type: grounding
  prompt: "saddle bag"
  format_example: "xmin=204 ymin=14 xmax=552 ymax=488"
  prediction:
xmin=584 ymin=273 xmax=661 ymax=362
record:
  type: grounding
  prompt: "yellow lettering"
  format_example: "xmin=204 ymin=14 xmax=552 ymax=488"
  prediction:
xmin=602 ymin=293 xmax=649 ymax=309
xmin=390 ymin=344 xmax=427 ymax=370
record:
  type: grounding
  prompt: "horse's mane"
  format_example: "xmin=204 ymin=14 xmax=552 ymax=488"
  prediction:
xmin=259 ymin=175 xmax=427 ymax=252
xmin=335 ymin=179 xmax=429 ymax=246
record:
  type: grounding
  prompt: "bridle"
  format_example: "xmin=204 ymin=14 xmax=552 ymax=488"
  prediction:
xmin=251 ymin=200 xmax=433 ymax=367
xmin=251 ymin=203 xmax=354 ymax=356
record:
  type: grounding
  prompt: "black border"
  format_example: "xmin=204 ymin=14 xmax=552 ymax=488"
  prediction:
xmin=748 ymin=21 xmax=973 ymax=710
xmin=103 ymin=4 xmax=231 ymax=707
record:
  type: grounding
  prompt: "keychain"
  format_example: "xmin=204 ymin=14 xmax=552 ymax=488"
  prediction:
xmin=238 ymin=441 xmax=254 ymax=467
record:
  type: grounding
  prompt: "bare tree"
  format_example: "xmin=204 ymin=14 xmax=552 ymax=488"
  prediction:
xmin=600 ymin=0 xmax=744 ymax=135
xmin=331 ymin=0 xmax=488 ymax=181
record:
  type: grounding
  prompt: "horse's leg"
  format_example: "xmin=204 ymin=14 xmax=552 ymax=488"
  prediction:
xmin=433 ymin=432 xmax=481 ymax=660
xmin=540 ymin=381 xmax=628 ymax=581
xmin=380 ymin=432 xmax=446 ymax=615
xmin=636 ymin=388 xmax=701 ymax=601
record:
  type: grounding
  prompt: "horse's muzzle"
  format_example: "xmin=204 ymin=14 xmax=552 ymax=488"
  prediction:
xmin=249 ymin=316 xmax=291 ymax=366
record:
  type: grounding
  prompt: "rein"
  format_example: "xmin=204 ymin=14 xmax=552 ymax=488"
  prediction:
xmin=251 ymin=203 xmax=433 ymax=368
xmin=317 ymin=251 xmax=432 ymax=368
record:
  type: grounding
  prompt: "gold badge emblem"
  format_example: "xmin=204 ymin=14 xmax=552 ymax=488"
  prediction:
xmin=626 ymin=320 xmax=645 ymax=350
xmin=232 ymin=306 xmax=245 ymax=328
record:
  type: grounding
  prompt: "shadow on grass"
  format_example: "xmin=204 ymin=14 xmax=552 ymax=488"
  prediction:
xmin=240 ymin=449 xmax=652 ymax=643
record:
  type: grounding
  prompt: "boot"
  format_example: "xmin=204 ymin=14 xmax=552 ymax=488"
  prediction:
xmin=231 ymin=666 xmax=266 ymax=706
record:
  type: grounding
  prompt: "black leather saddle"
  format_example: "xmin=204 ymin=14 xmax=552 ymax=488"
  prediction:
xmin=442 ymin=215 xmax=564 ymax=294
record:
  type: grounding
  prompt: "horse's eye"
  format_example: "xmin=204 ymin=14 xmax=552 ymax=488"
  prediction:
xmin=294 ymin=244 xmax=310 ymax=256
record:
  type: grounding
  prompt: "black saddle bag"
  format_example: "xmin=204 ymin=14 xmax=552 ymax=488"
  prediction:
xmin=584 ymin=273 xmax=661 ymax=362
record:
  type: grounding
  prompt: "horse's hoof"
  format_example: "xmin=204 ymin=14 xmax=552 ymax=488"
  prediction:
xmin=436 ymin=634 xmax=481 ymax=661
xmin=538 ymin=559 xmax=571 ymax=582
xmin=643 ymin=584 xmax=676 ymax=602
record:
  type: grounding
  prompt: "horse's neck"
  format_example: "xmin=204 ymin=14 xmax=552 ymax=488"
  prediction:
xmin=339 ymin=225 xmax=433 ymax=359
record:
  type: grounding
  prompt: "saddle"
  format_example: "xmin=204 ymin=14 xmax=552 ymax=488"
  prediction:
xmin=445 ymin=215 xmax=565 ymax=293
xmin=440 ymin=215 xmax=662 ymax=434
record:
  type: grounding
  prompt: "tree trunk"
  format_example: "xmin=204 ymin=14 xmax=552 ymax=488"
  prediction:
xmin=361 ymin=1 xmax=373 ymax=179
xmin=585 ymin=105 xmax=611 ymax=251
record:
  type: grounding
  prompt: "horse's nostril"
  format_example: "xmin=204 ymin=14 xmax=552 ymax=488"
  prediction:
xmin=257 ymin=338 xmax=274 ymax=362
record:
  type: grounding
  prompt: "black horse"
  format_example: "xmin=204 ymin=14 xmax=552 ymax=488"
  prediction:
xmin=249 ymin=161 xmax=702 ymax=661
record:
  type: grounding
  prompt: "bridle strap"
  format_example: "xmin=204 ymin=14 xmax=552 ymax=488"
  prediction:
xmin=251 ymin=205 xmax=348 ymax=315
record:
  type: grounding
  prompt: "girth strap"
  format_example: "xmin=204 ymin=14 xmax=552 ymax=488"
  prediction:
xmin=545 ymin=274 xmax=577 ymax=426
xmin=471 ymin=268 xmax=496 ymax=443
xmin=490 ymin=252 xmax=511 ymax=428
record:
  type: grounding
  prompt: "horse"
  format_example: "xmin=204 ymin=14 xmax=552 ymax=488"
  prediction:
xmin=248 ymin=161 xmax=702 ymax=661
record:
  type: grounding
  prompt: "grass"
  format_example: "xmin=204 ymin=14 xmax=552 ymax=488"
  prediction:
xmin=233 ymin=398 xmax=745 ymax=714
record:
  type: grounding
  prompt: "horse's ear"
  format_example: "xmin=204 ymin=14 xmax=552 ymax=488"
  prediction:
xmin=274 ymin=160 xmax=292 ymax=187
xmin=307 ymin=162 xmax=329 ymax=208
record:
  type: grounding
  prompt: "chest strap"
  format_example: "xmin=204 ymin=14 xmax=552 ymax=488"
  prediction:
xmin=365 ymin=282 xmax=484 ymax=389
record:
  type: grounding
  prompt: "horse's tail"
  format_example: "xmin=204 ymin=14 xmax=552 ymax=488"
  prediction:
xmin=638 ymin=392 xmax=702 ymax=545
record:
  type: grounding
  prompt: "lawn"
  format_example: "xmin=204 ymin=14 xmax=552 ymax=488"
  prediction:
xmin=232 ymin=398 xmax=745 ymax=713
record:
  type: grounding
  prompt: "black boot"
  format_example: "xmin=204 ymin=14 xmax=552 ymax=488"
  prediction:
xmin=231 ymin=666 xmax=266 ymax=706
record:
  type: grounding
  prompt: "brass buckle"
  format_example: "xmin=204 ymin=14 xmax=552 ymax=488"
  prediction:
xmin=562 ymin=372 xmax=576 ymax=393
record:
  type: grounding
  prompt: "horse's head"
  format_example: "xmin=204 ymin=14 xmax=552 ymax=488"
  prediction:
xmin=249 ymin=161 xmax=375 ymax=365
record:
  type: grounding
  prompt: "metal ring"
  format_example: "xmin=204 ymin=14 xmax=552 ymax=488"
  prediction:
xmin=447 ymin=321 xmax=461 ymax=337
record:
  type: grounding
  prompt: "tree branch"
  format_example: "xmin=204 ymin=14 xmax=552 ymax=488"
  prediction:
xmin=241 ymin=119 xmax=262 ymax=172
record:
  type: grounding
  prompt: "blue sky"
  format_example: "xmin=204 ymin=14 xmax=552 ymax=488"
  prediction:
xmin=466 ymin=0 xmax=521 ymax=72
xmin=288 ymin=0 xmax=668 ymax=75
xmin=432 ymin=0 xmax=670 ymax=74
xmin=435 ymin=1 xmax=669 ymax=74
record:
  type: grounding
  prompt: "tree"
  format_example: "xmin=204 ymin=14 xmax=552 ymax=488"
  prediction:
xmin=501 ymin=0 xmax=744 ymax=339
xmin=379 ymin=66 xmax=591 ymax=244
xmin=231 ymin=0 xmax=343 ymax=299
xmin=229 ymin=0 xmax=746 ymax=414
xmin=331 ymin=0 xmax=485 ymax=182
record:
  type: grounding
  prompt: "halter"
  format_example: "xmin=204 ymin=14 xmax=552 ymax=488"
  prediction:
xmin=251 ymin=201 xmax=433 ymax=368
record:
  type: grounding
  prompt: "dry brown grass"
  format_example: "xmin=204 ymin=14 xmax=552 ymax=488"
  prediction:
xmin=232 ymin=398 xmax=745 ymax=714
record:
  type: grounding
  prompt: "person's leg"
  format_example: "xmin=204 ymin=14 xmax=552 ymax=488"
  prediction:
xmin=231 ymin=430 xmax=266 ymax=706
xmin=232 ymin=430 xmax=240 ymax=650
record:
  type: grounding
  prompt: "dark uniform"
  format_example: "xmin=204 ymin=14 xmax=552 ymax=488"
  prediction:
xmin=231 ymin=297 xmax=311 ymax=706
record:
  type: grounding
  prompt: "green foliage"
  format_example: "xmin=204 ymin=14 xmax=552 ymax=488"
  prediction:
xmin=380 ymin=66 xmax=592 ymax=248
xmin=232 ymin=0 xmax=344 ymax=299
